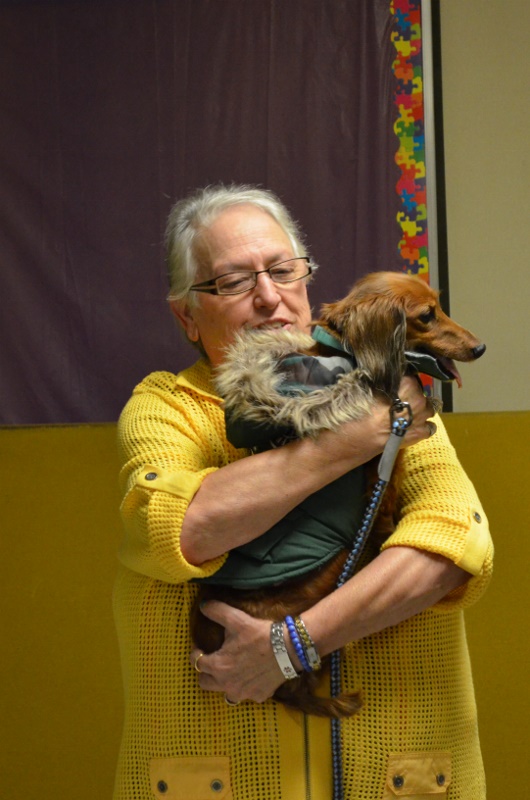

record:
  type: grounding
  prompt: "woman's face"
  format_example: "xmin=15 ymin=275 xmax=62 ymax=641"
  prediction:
xmin=170 ymin=204 xmax=313 ymax=366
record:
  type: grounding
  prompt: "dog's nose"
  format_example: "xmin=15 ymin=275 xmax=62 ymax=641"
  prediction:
xmin=472 ymin=344 xmax=486 ymax=359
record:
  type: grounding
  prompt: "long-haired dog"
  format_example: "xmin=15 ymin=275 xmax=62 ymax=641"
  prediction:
xmin=191 ymin=271 xmax=486 ymax=718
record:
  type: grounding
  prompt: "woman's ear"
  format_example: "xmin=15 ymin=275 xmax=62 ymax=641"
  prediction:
xmin=168 ymin=299 xmax=200 ymax=343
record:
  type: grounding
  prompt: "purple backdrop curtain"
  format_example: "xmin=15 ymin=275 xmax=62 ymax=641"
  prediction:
xmin=0 ymin=0 xmax=403 ymax=424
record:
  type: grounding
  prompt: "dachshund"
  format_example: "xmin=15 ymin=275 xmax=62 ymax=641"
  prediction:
xmin=190 ymin=271 xmax=486 ymax=718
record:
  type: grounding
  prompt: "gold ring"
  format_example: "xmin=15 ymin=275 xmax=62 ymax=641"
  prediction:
xmin=194 ymin=653 xmax=204 ymax=673
xmin=224 ymin=694 xmax=241 ymax=706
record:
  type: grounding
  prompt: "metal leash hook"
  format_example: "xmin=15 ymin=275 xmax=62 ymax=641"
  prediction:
xmin=330 ymin=398 xmax=413 ymax=800
xmin=378 ymin=398 xmax=413 ymax=481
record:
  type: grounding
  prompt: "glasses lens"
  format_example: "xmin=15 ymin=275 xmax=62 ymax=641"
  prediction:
xmin=216 ymin=272 xmax=255 ymax=295
xmin=269 ymin=258 xmax=308 ymax=283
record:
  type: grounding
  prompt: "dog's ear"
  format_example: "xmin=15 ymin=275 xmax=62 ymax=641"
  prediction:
xmin=324 ymin=295 xmax=407 ymax=397
xmin=319 ymin=298 xmax=345 ymax=333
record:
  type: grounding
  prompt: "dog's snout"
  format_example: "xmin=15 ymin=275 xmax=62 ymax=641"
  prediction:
xmin=472 ymin=344 xmax=486 ymax=360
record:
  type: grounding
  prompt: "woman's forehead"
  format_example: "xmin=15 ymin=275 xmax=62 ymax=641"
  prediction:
xmin=195 ymin=205 xmax=293 ymax=273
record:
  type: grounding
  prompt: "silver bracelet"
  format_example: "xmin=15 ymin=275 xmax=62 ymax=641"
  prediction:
xmin=270 ymin=621 xmax=298 ymax=680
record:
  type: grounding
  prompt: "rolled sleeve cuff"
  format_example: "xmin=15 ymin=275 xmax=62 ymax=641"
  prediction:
xmin=135 ymin=464 xmax=206 ymax=499
xmin=119 ymin=465 xmax=227 ymax=583
xmin=381 ymin=505 xmax=493 ymax=611
xmin=455 ymin=507 xmax=490 ymax=576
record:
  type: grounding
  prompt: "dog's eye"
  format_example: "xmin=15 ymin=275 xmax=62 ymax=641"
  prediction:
xmin=418 ymin=308 xmax=436 ymax=324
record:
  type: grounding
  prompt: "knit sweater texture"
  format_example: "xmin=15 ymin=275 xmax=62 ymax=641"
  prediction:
xmin=113 ymin=360 xmax=493 ymax=800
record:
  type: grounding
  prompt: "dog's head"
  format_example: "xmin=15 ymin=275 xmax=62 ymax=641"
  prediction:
xmin=319 ymin=271 xmax=486 ymax=388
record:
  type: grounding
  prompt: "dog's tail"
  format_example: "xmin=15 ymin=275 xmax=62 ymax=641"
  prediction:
xmin=274 ymin=673 xmax=362 ymax=719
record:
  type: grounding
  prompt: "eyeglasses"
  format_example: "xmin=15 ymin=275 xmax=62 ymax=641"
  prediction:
xmin=189 ymin=257 xmax=312 ymax=296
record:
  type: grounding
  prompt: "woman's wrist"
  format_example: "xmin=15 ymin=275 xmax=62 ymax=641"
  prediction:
xmin=296 ymin=402 xmax=389 ymax=476
xmin=271 ymin=617 xmax=323 ymax=677
xmin=270 ymin=621 xmax=299 ymax=680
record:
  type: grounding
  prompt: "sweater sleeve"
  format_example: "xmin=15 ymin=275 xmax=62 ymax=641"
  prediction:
xmin=381 ymin=414 xmax=493 ymax=611
xmin=116 ymin=370 xmax=247 ymax=584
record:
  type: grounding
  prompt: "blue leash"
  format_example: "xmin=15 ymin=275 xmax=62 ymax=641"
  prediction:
xmin=330 ymin=399 xmax=413 ymax=800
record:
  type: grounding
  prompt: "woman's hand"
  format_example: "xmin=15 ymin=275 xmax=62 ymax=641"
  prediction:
xmin=332 ymin=374 xmax=437 ymax=461
xmin=395 ymin=374 xmax=439 ymax=445
xmin=189 ymin=602 xmax=288 ymax=704
xmin=190 ymin=549 xmax=470 ymax=704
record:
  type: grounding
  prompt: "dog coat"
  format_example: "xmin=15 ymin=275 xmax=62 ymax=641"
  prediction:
xmin=197 ymin=327 xmax=449 ymax=589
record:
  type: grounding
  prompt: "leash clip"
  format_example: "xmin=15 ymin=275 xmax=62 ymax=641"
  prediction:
xmin=390 ymin=398 xmax=413 ymax=437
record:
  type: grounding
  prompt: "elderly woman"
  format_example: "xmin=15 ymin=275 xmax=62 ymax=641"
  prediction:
xmin=113 ymin=184 xmax=492 ymax=800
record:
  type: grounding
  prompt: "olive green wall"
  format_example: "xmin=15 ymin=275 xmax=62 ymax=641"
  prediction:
xmin=1 ymin=414 xmax=529 ymax=799
xmin=444 ymin=412 xmax=530 ymax=800
xmin=1 ymin=425 xmax=124 ymax=798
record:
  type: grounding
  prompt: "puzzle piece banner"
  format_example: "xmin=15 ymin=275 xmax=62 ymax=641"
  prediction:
xmin=391 ymin=0 xmax=434 ymax=394
xmin=391 ymin=0 xmax=431 ymax=281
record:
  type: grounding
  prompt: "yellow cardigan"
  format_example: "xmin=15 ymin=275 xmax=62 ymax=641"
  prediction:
xmin=113 ymin=361 xmax=493 ymax=800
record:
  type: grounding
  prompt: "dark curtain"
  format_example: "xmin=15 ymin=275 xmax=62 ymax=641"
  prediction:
xmin=0 ymin=0 xmax=401 ymax=424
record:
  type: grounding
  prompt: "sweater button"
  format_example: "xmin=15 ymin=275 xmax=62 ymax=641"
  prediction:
xmin=473 ymin=511 xmax=482 ymax=522
xmin=392 ymin=775 xmax=404 ymax=789
xmin=211 ymin=779 xmax=224 ymax=792
xmin=437 ymin=774 xmax=446 ymax=786
xmin=145 ymin=472 xmax=158 ymax=481
xmin=157 ymin=781 xmax=168 ymax=793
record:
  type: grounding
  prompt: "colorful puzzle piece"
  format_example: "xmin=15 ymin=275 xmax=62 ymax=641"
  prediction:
xmin=390 ymin=0 xmax=430 ymax=280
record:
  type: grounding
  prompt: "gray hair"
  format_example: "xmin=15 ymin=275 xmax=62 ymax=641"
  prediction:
xmin=165 ymin=184 xmax=312 ymax=302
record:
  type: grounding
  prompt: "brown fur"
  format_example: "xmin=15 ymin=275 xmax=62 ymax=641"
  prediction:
xmin=191 ymin=271 xmax=485 ymax=718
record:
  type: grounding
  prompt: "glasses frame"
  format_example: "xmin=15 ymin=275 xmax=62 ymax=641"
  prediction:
xmin=189 ymin=257 xmax=312 ymax=296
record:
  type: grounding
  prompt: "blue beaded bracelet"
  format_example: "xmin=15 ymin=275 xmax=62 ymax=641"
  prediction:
xmin=285 ymin=615 xmax=311 ymax=673
xmin=294 ymin=616 xmax=322 ymax=671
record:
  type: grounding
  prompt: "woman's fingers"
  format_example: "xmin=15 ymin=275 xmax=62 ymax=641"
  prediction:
xmin=396 ymin=375 xmax=440 ymax=445
xmin=189 ymin=602 xmax=286 ymax=702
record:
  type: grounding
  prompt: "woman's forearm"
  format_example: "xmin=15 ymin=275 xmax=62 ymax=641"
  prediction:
xmin=298 ymin=546 xmax=470 ymax=658
xmin=181 ymin=375 xmax=435 ymax=566
xmin=191 ymin=546 xmax=470 ymax=703
xmin=181 ymin=409 xmax=388 ymax=565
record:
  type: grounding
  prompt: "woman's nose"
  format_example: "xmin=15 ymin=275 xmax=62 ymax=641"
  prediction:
xmin=253 ymin=272 xmax=281 ymax=307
